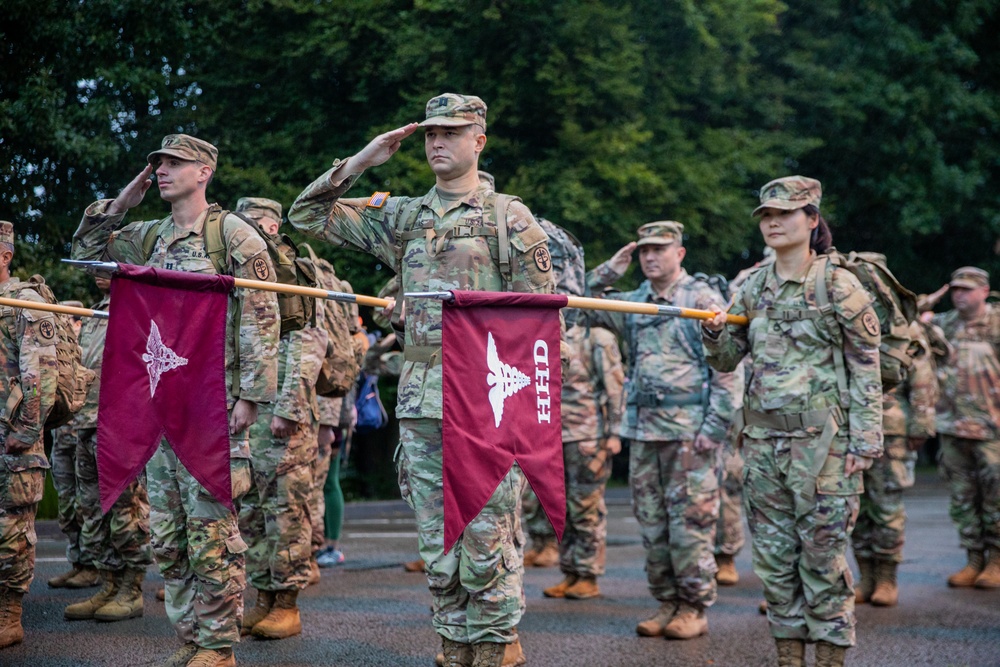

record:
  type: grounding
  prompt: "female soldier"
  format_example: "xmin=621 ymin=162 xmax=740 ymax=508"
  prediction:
xmin=702 ymin=176 xmax=883 ymax=667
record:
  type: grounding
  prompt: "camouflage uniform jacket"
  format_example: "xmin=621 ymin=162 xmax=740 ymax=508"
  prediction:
xmin=561 ymin=324 xmax=624 ymax=443
xmin=73 ymin=293 xmax=111 ymax=430
xmin=586 ymin=264 xmax=739 ymax=443
xmin=274 ymin=327 xmax=327 ymax=426
xmin=883 ymin=326 xmax=937 ymax=438
xmin=0 ymin=277 xmax=58 ymax=468
xmin=72 ymin=201 xmax=281 ymax=457
xmin=289 ymin=164 xmax=554 ymax=419
xmin=703 ymin=258 xmax=883 ymax=457
xmin=932 ymin=304 xmax=1000 ymax=440
xmin=308 ymin=253 xmax=354 ymax=427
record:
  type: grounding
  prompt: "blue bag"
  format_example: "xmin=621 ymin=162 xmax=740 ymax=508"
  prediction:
xmin=354 ymin=372 xmax=388 ymax=433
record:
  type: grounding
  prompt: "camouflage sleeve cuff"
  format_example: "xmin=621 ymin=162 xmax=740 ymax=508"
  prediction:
xmin=701 ymin=325 xmax=730 ymax=349
xmin=586 ymin=262 xmax=623 ymax=291
xmin=849 ymin=440 xmax=883 ymax=458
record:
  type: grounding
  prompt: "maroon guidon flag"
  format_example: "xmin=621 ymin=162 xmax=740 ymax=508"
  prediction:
xmin=97 ymin=264 xmax=234 ymax=513
xmin=442 ymin=290 xmax=569 ymax=552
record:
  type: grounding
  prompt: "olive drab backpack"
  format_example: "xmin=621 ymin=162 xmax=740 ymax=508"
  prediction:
xmin=299 ymin=243 xmax=361 ymax=398
xmin=140 ymin=204 xmax=315 ymax=336
xmin=22 ymin=276 xmax=96 ymax=429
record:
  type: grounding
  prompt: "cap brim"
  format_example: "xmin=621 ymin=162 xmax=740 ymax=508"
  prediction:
xmin=636 ymin=237 xmax=676 ymax=247
xmin=147 ymin=148 xmax=196 ymax=165
xmin=950 ymin=279 xmax=986 ymax=289
xmin=752 ymin=199 xmax=808 ymax=217
xmin=419 ymin=117 xmax=481 ymax=128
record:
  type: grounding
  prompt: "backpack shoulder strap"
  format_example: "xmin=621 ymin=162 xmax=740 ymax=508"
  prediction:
xmin=812 ymin=255 xmax=850 ymax=408
xmin=140 ymin=216 xmax=175 ymax=263
xmin=492 ymin=193 xmax=515 ymax=284
xmin=204 ymin=206 xmax=233 ymax=275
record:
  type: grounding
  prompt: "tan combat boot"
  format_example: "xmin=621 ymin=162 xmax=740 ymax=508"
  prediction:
xmin=158 ymin=642 xmax=198 ymax=667
xmin=635 ymin=600 xmax=678 ymax=637
xmin=63 ymin=565 xmax=102 ymax=589
xmin=715 ymin=554 xmax=739 ymax=586
xmin=502 ymin=636 xmax=526 ymax=667
xmin=758 ymin=600 xmax=768 ymax=615
xmin=814 ymin=641 xmax=847 ymax=667
xmin=564 ymin=575 xmax=601 ymax=599
xmin=440 ymin=637 xmax=473 ymax=667
xmin=974 ymin=550 xmax=1000 ymax=589
xmin=185 ymin=646 xmax=236 ymax=667
xmin=870 ymin=560 xmax=899 ymax=606
xmin=542 ymin=574 xmax=578 ymax=598
xmin=947 ymin=550 xmax=985 ymax=587
xmin=48 ymin=563 xmax=85 ymax=588
xmin=854 ymin=557 xmax=874 ymax=603
xmin=775 ymin=638 xmax=805 ymax=667
xmin=156 ymin=587 xmax=166 ymax=601
xmin=531 ymin=540 xmax=559 ymax=568
xmin=471 ymin=641 xmax=506 ymax=667
xmin=663 ymin=601 xmax=708 ymax=640
xmin=403 ymin=558 xmax=426 ymax=573
xmin=0 ymin=587 xmax=25 ymax=649
xmin=95 ymin=567 xmax=144 ymax=621
xmin=240 ymin=589 xmax=275 ymax=636
xmin=252 ymin=589 xmax=302 ymax=639
xmin=64 ymin=569 xmax=121 ymax=620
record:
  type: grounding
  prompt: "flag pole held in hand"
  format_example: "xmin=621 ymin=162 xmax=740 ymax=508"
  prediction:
xmin=406 ymin=290 xmax=749 ymax=326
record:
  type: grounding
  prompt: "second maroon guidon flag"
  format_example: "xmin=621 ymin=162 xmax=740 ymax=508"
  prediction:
xmin=97 ymin=264 xmax=234 ymax=513
xmin=442 ymin=290 xmax=569 ymax=552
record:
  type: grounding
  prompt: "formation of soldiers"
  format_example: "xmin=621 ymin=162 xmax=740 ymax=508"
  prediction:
xmin=0 ymin=92 xmax=998 ymax=667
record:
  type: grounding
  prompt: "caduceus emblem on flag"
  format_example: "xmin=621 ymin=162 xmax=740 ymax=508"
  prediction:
xmin=441 ymin=291 xmax=569 ymax=552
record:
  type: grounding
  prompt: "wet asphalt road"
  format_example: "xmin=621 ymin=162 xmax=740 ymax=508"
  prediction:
xmin=8 ymin=472 xmax=1000 ymax=667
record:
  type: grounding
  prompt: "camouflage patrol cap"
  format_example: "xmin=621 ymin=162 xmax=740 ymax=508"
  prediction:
xmin=636 ymin=221 xmax=683 ymax=247
xmin=236 ymin=197 xmax=283 ymax=223
xmin=0 ymin=221 xmax=13 ymax=249
xmin=420 ymin=93 xmax=487 ymax=131
xmin=59 ymin=300 xmax=84 ymax=309
xmin=753 ymin=176 xmax=822 ymax=217
xmin=949 ymin=266 xmax=989 ymax=289
xmin=147 ymin=134 xmax=218 ymax=171
xmin=537 ymin=218 xmax=586 ymax=297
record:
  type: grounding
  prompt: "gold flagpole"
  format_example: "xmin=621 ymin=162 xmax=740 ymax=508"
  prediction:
xmin=0 ymin=297 xmax=109 ymax=319
xmin=406 ymin=291 xmax=749 ymax=326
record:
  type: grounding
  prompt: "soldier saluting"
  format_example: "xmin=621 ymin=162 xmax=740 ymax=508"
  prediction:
xmin=289 ymin=94 xmax=554 ymax=667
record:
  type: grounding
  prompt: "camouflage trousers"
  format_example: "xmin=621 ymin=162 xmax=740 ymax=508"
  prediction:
xmin=309 ymin=437 xmax=332 ymax=555
xmin=148 ymin=440 xmax=251 ymax=650
xmin=240 ymin=413 xmax=316 ymax=591
xmin=716 ymin=443 xmax=746 ymax=557
xmin=0 ymin=457 xmax=45 ymax=593
xmin=521 ymin=484 xmax=556 ymax=547
xmin=397 ymin=418 xmax=521 ymax=644
xmin=76 ymin=428 xmax=153 ymax=571
xmin=852 ymin=436 xmax=915 ymax=562
xmin=939 ymin=435 xmax=1000 ymax=552
xmin=560 ymin=440 xmax=611 ymax=577
xmin=50 ymin=426 xmax=84 ymax=566
xmin=744 ymin=436 xmax=859 ymax=647
xmin=629 ymin=439 xmax=720 ymax=608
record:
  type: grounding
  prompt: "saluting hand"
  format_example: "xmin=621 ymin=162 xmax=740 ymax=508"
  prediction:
xmin=349 ymin=123 xmax=421 ymax=173
xmin=108 ymin=164 xmax=154 ymax=216
xmin=606 ymin=242 xmax=637 ymax=275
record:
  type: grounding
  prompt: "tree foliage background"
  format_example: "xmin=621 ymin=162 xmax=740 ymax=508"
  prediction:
xmin=5 ymin=0 xmax=998 ymax=300
xmin=4 ymin=0 xmax=998 ymax=496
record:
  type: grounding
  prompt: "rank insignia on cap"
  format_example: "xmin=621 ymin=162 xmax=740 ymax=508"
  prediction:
xmin=367 ymin=192 xmax=390 ymax=208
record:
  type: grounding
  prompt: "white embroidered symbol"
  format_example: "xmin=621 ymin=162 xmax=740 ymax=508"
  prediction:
xmin=142 ymin=320 xmax=188 ymax=397
xmin=486 ymin=332 xmax=530 ymax=428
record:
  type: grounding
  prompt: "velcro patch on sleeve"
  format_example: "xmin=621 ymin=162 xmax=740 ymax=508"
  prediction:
xmin=367 ymin=192 xmax=390 ymax=208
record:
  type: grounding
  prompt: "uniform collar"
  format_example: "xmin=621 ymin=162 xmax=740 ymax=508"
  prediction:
xmin=425 ymin=183 xmax=490 ymax=216
xmin=643 ymin=269 xmax=689 ymax=302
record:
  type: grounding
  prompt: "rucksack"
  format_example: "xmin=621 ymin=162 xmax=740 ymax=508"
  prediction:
xmin=354 ymin=372 xmax=388 ymax=433
xmin=141 ymin=204 xmax=315 ymax=336
xmin=23 ymin=276 xmax=96 ymax=429
xmin=742 ymin=248 xmax=919 ymax=396
xmin=299 ymin=243 xmax=361 ymax=398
